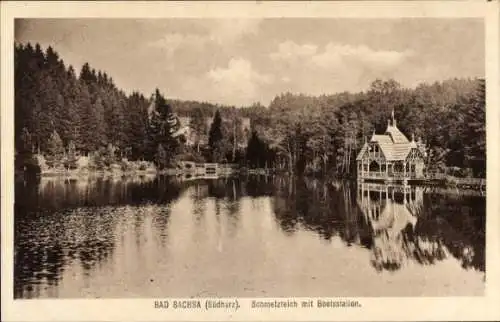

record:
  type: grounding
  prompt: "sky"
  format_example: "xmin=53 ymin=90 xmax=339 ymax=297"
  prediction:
xmin=15 ymin=18 xmax=484 ymax=106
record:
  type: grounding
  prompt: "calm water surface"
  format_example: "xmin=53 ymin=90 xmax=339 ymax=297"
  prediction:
xmin=14 ymin=175 xmax=485 ymax=298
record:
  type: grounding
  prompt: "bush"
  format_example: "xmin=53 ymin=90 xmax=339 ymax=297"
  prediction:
xmin=90 ymin=149 xmax=106 ymax=170
xmin=24 ymin=155 xmax=41 ymax=176
xmin=138 ymin=162 xmax=148 ymax=171
xmin=120 ymin=160 xmax=131 ymax=172
xmin=64 ymin=158 xmax=78 ymax=170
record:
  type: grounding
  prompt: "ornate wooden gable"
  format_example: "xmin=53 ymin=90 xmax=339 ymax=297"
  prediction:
xmin=361 ymin=142 xmax=386 ymax=162
xmin=405 ymin=147 xmax=424 ymax=162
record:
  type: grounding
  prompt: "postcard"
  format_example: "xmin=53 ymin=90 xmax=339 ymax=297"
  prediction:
xmin=1 ymin=1 xmax=499 ymax=321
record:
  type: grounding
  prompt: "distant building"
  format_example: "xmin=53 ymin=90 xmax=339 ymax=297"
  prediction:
xmin=147 ymin=95 xmax=251 ymax=148
xmin=356 ymin=110 xmax=427 ymax=182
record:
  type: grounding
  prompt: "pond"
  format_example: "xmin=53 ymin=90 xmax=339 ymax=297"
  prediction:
xmin=14 ymin=175 xmax=486 ymax=298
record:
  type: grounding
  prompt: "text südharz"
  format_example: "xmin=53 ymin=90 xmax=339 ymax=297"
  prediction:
xmin=153 ymin=300 xmax=240 ymax=310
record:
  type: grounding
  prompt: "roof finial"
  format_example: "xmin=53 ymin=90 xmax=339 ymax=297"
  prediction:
xmin=391 ymin=108 xmax=395 ymax=123
xmin=411 ymin=133 xmax=415 ymax=142
xmin=387 ymin=119 xmax=391 ymax=129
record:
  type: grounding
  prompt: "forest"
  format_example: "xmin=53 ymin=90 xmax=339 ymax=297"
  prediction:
xmin=14 ymin=42 xmax=486 ymax=178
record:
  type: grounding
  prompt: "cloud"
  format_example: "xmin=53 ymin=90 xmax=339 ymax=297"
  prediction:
xmin=208 ymin=58 xmax=272 ymax=84
xmin=206 ymin=58 xmax=273 ymax=105
xmin=148 ymin=19 xmax=262 ymax=53
xmin=266 ymin=40 xmax=414 ymax=96
xmin=270 ymin=40 xmax=411 ymax=71
xmin=179 ymin=58 xmax=272 ymax=106
xmin=270 ymin=41 xmax=318 ymax=61
xmin=311 ymin=43 xmax=412 ymax=70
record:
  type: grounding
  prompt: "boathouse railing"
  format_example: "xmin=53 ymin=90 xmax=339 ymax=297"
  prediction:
xmin=359 ymin=172 xmax=419 ymax=180
xmin=359 ymin=170 xmax=486 ymax=188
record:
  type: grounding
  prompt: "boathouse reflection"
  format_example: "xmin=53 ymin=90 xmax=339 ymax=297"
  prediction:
xmin=357 ymin=183 xmax=424 ymax=271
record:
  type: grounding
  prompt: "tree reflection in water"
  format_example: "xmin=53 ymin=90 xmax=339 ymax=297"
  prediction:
xmin=272 ymin=177 xmax=485 ymax=273
xmin=14 ymin=175 xmax=185 ymax=298
xmin=15 ymin=174 xmax=485 ymax=298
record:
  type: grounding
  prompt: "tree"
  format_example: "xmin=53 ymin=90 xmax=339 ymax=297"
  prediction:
xmin=16 ymin=127 xmax=36 ymax=173
xmin=155 ymin=144 xmax=168 ymax=170
xmin=19 ymin=127 xmax=33 ymax=154
xmin=246 ymin=130 xmax=269 ymax=168
xmin=208 ymin=110 xmax=224 ymax=162
xmin=64 ymin=140 xmax=78 ymax=170
xmin=147 ymin=89 xmax=178 ymax=164
xmin=189 ymin=107 xmax=207 ymax=153
xmin=45 ymin=130 xmax=65 ymax=169
xmin=104 ymin=143 xmax=117 ymax=167
xmin=461 ymin=78 xmax=486 ymax=176
xmin=125 ymin=92 xmax=149 ymax=160
xmin=228 ymin=116 xmax=245 ymax=163
xmin=61 ymin=65 xmax=82 ymax=148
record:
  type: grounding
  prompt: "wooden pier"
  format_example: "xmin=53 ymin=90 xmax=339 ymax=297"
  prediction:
xmin=358 ymin=171 xmax=485 ymax=190
xmin=177 ymin=161 xmax=238 ymax=177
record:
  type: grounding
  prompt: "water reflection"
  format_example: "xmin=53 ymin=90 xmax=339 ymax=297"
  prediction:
xmin=14 ymin=175 xmax=485 ymax=298
xmin=363 ymin=183 xmax=485 ymax=272
xmin=358 ymin=183 xmax=421 ymax=271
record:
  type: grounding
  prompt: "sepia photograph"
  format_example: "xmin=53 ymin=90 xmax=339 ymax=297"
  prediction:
xmin=2 ymin=1 xmax=500 ymax=321
xmin=12 ymin=16 xmax=487 ymax=298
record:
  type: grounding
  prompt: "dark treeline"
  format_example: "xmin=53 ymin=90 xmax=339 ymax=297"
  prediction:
xmin=15 ymin=43 xmax=150 ymax=162
xmin=15 ymin=42 xmax=256 ymax=172
xmin=168 ymin=99 xmax=264 ymax=119
xmin=251 ymin=78 xmax=485 ymax=177
xmin=15 ymin=42 xmax=485 ymax=177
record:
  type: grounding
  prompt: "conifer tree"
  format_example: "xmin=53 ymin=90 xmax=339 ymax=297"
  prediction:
xmin=208 ymin=110 xmax=224 ymax=162
xmin=45 ymin=130 xmax=65 ymax=169
xmin=147 ymin=89 xmax=177 ymax=165
xmin=190 ymin=107 xmax=207 ymax=153
xmin=65 ymin=140 xmax=78 ymax=170
xmin=20 ymin=127 xmax=33 ymax=154
xmin=155 ymin=143 xmax=168 ymax=170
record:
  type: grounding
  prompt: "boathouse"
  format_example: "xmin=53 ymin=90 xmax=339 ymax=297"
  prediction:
xmin=356 ymin=111 xmax=426 ymax=182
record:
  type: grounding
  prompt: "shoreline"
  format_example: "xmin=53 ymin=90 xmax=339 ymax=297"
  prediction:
xmin=16 ymin=169 xmax=487 ymax=194
xmin=18 ymin=168 xmax=177 ymax=178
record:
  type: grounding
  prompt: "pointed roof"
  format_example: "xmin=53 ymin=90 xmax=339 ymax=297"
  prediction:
xmin=356 ymin=142 xmax=369 ymax=161
xmin=356 ymin=113 xmax=423 ymax=161
xmin=385 ymin=123 xmax=410 ymax=144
